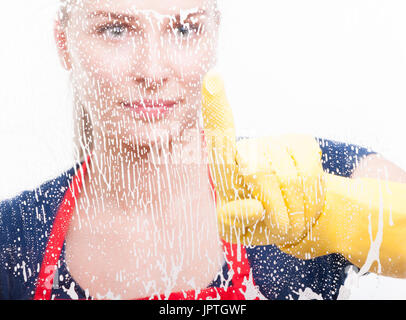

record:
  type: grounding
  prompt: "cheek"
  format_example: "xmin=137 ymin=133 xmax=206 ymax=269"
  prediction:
xmin=70 ymin=39 xmax=133 ymax=93
xmin=167 ymin=40 xmax=217 ymax=102
xmin=170 ymin=37 xmax=217 ymax=79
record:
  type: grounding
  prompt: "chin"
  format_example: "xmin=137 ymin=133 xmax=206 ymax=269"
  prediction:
xmin=97 ymin=105 xmax=199 ymax=157
xmin=112 ymin=122 xmax=182 ymax=157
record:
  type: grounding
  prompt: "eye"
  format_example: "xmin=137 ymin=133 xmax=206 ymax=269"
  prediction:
xmin=96 ymin=23 xmax=133 ymax=40
xmin=175 ymin=23 xmax=200 ymax=37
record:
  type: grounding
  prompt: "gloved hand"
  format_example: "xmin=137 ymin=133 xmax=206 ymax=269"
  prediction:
xmin=201 ymin=70 xmax=406 ymax=278
xmin=201 ymin=70 xmax=326 ymax=247
xmin=282 ymin=174 xmax=406 ymax=277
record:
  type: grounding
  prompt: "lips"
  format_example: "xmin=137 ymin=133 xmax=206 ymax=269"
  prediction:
xmin=122 ymin=99 xmax=178 ymax=119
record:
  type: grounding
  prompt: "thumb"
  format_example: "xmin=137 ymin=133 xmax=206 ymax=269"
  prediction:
xmin=201 ymin=70 xmax=237 ymax=167
xmin=201 ymin=70 xmax=240 ymax=202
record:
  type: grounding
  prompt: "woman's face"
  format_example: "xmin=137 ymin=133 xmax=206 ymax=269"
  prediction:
xmin=59 ymin=0 xmax=220 ymax=154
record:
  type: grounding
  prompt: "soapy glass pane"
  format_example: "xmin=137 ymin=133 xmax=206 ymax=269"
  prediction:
xmin=0 ymin=0 xmax=405 ymax=300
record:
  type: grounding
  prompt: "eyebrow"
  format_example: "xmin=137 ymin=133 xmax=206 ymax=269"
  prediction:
xmin=87 ymin=9 xmax=207 ymax=23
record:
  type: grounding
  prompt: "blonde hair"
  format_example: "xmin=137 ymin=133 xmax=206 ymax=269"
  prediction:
xmin=58 ymin=0 xmax=71 ymax=27
xmin=57 ymin=0 xmax=94 ymax=161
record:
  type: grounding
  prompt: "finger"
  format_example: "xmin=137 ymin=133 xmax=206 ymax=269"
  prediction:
xmin=236 ymin=137 xmax=306 ymax=244
xmin=279 ymin=134 xmax=325 ymax=228
xmin=217 ymin=199 xmax=265 ymax=244
xmin=241 ymin=220 xmax=278 ymax=246
xmin=235 ymin=138 xmax=289 ymax=242
xmin=216 ymin=199 xmax=287 ymax=247
xmin=260 ymin=137 xmax=306 ymax=243
xmin=217 ymin=199 xmax=265 ymax=229
xmin=201 ymin=70 xmax=236 ymax=151
xmin=201 ymin=70 xmax=240 ymax=201
xmin=251 ymin=174 xmax=291 ymax=244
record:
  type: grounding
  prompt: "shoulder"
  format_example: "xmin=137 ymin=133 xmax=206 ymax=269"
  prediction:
xmin=0 ymin=166 xmax=77 ymax=299
xmin=0 ymin=166 xmax=77 ymax=236
xmin=316 ymin=137 xmax=376 ymax=178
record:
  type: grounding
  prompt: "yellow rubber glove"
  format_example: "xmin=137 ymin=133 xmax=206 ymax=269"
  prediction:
xmin=201 ymin=70 xmax=325 ymax=247
xmin=282 ymin=175 xmax=406 ymax=278
xmin=201 ymin=70 xmax=406 ymax=278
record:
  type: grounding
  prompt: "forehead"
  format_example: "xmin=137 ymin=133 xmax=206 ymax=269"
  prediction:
xmin=73 ymin=0 xmax=216 ymax=16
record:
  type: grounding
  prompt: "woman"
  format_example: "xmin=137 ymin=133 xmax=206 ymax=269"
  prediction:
xmin=0 ymin=0 xmax=405 ymax=300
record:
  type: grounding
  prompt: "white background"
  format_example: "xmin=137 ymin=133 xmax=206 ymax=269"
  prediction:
xmin=0 ymin=0 xmax=406 ymax=299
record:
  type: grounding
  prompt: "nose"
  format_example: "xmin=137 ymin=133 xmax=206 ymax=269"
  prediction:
xmin=132 ymin=32 xmax=170 ymax=93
